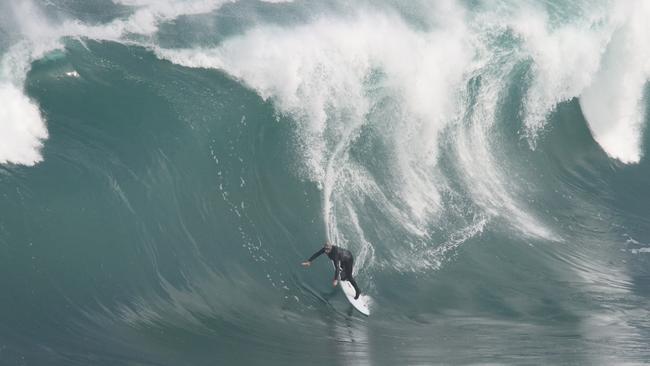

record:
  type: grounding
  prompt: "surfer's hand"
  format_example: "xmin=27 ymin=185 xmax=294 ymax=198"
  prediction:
xmin=332 ymin=279 xmax=338 ymax=287
xmin=301 ymin=261 xmax=311 ymax=267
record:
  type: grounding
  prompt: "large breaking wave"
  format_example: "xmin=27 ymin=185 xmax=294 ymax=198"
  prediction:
xmin=2 ymin=0 xmax=650 ymax=364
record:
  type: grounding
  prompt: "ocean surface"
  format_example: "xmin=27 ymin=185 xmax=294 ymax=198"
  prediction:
xmin=2 ymin=0 xmax=650 ymax=365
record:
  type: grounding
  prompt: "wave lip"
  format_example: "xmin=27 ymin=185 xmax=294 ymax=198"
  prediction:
xmin=0 ymin=82 xmax=47 ymax=165
xmin=0 ymin=0 xmax=234 ymax=166
xmin=578 ymin=2 xmax=650 ymax=164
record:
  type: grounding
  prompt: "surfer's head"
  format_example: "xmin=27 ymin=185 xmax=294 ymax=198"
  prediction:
xmin=324 ymin=241 xmax=333 ymax=253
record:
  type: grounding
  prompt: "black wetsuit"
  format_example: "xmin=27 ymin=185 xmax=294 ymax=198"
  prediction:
xmin=308 ymin=246 xmax=361 ymax=299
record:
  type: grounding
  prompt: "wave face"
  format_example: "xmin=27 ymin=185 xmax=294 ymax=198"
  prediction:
xmin=2 ymin=0 xmax=650 ymax=364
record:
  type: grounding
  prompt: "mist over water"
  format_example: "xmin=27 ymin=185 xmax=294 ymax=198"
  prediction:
xmin=1 ymin=0 xmax=650 ymax=364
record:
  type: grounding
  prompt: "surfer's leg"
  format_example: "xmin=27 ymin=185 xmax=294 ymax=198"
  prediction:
xmin=343 ymin=260 xmax=361 ymax=299
xmin=339 ymin=264 xmax=348 ymax=281
xmin=340 ymin=257 xmax=353 ymax=281
xmin=349 ymin=277 xmax=361 ymax=299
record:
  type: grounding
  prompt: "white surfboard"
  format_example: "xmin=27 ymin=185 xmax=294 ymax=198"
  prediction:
xmin=340 ymin=280 xmax=371 ymax=316
xmin=333 ymin=262 xmax=371 ymax=316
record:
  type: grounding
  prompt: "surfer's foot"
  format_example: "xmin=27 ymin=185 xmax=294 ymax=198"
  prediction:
xmin=354 ymin=292 xmax=360 ymax=300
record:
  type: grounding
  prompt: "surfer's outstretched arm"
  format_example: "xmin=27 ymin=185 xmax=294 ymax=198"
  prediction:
xmin=301 ymin=248 xmax=325 ymax=267
xmin=307 ymin=248 xmax=325 ymax=262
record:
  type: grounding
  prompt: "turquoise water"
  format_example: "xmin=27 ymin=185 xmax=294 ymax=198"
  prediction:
xmin=1 ymin=1 xmax=650 ymax=364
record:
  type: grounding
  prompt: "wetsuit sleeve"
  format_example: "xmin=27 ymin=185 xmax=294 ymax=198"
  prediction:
xmin=333 ymin=258 xmax=341 ymax=280
xmin=307 ymin=248 xmax=325 ymax=262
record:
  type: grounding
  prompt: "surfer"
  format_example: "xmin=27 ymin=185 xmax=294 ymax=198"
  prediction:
xmin=301 ymin=242 xmax=361 ymax=299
